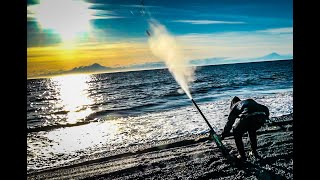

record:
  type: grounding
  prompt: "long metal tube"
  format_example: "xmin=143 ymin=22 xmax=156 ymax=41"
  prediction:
xmin=191 ymin=99 xmax=215 ymax=133
xmin=191 ymin=99 xmax=230 ymax=156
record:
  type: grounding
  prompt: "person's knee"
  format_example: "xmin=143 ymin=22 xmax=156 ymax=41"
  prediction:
xmin=233 ymin=127 xmax=244 ymax=138
xmin=233 ymin=124 xmax=244 ymax=133
xmin=253 ymin=115 xmax=266 ymax=129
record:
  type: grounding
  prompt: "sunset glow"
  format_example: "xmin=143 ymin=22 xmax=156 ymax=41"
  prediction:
xmin=27 ymin=0 xmax=292 ymax=78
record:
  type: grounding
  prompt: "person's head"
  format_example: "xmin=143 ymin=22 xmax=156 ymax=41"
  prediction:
xmin=230 ymin=96 xmax=241 ymax=109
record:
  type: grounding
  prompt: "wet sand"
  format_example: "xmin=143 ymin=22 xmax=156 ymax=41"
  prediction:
xmin=27 ymin=114 xmax=293 ymax=180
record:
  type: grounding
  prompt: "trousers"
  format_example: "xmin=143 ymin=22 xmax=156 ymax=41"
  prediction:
xmin=232 ymin=114 xmax=267 ymax=157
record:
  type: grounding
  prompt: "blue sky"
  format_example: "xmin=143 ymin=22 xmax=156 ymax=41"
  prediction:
xmin=27 ymin=0 xmax=292 ymax=77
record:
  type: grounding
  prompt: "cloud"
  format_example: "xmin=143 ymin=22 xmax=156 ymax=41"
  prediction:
xmin=93 ymin=9 xmax=127 ymax=19
xmin=172 ymin=20 xmax=246 ymax=25
xmin=93 ymin=15 xmax=126 ymax=19
xmin=257 ymin=27 xmax=293 ymax=34
xmin=27 ymin=2 xmax=125 ymax=22
xmin=175 ymin=29 xmax=292 ymax=60
xmin=120 ymin=5 xmax=157 ymax=8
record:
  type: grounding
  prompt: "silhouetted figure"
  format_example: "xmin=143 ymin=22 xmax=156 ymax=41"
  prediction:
xmin=220 ymin=96 xmax=269 ymax=160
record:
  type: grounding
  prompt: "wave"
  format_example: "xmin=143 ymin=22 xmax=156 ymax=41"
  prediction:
xmin=87 ymin=102 xmax=161 ymax=119
xmin=27 ymin=102 xmax=163 ymax=133
xmin=162 ymin=90 xmax=184 ymax=98
xmin=27 ymin=120 xmax=95 ymax=133
xmin=52 ymin=110 xmax=70 ymax=115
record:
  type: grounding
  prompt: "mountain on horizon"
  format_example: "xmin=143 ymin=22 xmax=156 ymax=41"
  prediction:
xmin=254 ymin=52 xmax=292 ymax=61
xmin=36 ymin=52 xmax=292 ymax=78
xmin=189 ymin=52 xmax=292 ymax=67
xmin=69 ymin=63 xmax=112 ymax=73
xmin=38 ymin=63 xmax=115 ymax=77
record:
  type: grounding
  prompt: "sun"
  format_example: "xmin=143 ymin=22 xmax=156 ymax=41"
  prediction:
xmin=28 ymin=0 xmax=95 ymax=42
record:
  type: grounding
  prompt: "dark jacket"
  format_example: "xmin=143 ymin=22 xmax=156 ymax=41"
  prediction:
xmin=222 ymin=99 xmax=269 ymax=136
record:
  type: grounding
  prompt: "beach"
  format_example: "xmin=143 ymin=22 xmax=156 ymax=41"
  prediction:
xmin=27 ymin=113 xmax=293 ymax=180
xmin=27 ymin=60 xmax=293 ymax=179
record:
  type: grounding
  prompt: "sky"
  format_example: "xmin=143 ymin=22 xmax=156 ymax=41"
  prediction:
xmin=27 ymin=0 xmax=293 ymax=78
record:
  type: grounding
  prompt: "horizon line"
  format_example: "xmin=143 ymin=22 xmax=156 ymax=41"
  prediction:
xmin=28 ymin=58 xmax=293 ymax=80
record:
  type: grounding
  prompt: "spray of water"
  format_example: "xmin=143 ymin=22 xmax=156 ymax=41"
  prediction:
xmin=148 ymin=20 xmax=195 ymax=99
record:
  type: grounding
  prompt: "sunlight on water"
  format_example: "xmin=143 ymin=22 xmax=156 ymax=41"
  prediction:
xmin=52 ymin=74 xmax=93 ymax=124
xmin=46 ymin=121 xmax=120 ymax=154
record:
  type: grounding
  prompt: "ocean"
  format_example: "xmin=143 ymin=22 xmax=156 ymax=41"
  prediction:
xmin=27 ymin=60 xmax=293 ymax=172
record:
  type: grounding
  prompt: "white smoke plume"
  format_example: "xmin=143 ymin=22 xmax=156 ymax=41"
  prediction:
xmin=148 ymin=20 xmax=195 ymax=99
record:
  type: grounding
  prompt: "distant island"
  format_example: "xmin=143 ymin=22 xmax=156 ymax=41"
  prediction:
xmin=34 ymin=52 xmax=292 ymax=78
xmin=191 ymin=52 xmax=292 ymax=66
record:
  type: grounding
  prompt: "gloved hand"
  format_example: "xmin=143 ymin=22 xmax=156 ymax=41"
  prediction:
xmin=220 ymin=133 xmax=226 ymax=140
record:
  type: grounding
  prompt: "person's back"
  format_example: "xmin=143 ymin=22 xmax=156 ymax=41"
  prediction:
xmin=232 ymin=99 xmax=270 ymax=119
xmin=221 ymin=96 xmax=269 ymax=160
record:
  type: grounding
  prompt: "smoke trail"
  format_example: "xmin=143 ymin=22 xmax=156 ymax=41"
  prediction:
xmin=148 ymin=20 xmax=195 ymax=99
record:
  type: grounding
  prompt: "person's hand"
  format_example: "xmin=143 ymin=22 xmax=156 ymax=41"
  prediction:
xmin=220 ymin=133 xmax=225 ymax=140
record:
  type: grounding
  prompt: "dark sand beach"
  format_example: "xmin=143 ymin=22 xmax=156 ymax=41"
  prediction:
xmin=27 ymin=113 xmax=293 ymax=180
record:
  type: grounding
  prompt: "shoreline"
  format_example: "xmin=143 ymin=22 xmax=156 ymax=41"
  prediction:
xmin=27 ymin=113 xmax=293 ymax=179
